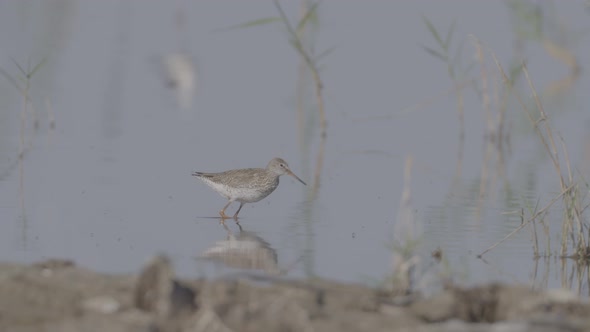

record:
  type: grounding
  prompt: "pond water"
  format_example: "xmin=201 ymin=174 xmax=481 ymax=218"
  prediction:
xmin=1 ymin=1 xmax=589 ymax=293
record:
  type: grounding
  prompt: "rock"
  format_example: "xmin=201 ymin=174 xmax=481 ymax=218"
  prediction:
xmin=134 ymin=255 xmax=196 ymax=318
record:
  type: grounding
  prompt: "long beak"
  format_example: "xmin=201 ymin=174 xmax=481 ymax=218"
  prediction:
xmin=286 ymin=169 xmax=307 ymax=185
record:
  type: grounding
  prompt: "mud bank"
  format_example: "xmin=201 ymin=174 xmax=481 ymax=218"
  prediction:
xmin=0 ymin=257 xmax=588 ymax=332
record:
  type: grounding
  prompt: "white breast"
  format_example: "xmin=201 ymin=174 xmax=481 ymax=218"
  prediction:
xmin=200 ymin=177 xmax=278 ymax=203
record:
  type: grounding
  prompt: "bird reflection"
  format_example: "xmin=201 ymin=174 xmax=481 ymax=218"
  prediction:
xmin=200 ymin=223 xmax=281 ymax=275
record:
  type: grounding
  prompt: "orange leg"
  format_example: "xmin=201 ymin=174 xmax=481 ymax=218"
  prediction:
xmin=233 ymin=202 xmax=244 ymax=221
xmin=219 ymin=201 xmax=233 ymax=219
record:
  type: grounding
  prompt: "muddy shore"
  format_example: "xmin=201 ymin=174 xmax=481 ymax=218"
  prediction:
xmin=0 ymin=257 xmax=588 ymax=332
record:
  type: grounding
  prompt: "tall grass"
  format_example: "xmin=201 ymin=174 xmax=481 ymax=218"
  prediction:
xmin=422 ymin=17 xmax=474 ymax=141
xmin=423 ymin=4 xmax=586 ymax=266
xmin=223 ymin=0 xmax=328 ymax=197
xmin=472 ymin=46 xmax=589 ymax=260
xmin=0 ymin=58 xmax=47 ymax=159
xmin=272 ymin=0 xmax=327 ymax=197
xmin=421 ymin=18 xmax=477 ymax=191
xmin=0 ymin=58 xmax=47 ymax=247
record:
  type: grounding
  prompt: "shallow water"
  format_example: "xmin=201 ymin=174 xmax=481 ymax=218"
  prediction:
xmin=0 ymin=1 xmax=589 ymax=293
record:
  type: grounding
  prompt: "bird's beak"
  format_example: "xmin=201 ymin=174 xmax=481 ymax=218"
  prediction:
xmin=286 ymin=169 xmax=307 ymax=186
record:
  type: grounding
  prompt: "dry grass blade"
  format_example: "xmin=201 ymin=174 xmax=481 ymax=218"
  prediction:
xmin=11 ymin=57 xmax=27 ymax=78
xmin=296 ymin=0 xmax=320 ymax=33
xmin=522 ymin=64 xmax=565 ymax=190
xmin=421 ymin=17 xmax=470 ymax=141
xmin=391 ymin=156 xmax=420 ymax=293
xmin=0 ymin=67 xmax=23 ymax=94
xmin=478 ymin=184 xmax=573 ymax=258
xmin=421 ymin=46 xmax=446 ymax=62
xmin=422 ymin=16 xmax=446 ymax=52
xmin=274 ymin=0 xmax=322 ymax=89
xmin=212 ymin=17 xmax=282 ymax=33
xmin=28 ymin=57 xmax=48 ymax=79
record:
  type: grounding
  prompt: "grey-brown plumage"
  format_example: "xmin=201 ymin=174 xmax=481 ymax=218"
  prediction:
xmin=192 ymin=158 xmax=306 ymax=220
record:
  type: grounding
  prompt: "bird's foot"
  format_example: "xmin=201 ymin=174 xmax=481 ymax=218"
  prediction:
xmin=219 ymin=210 xmax=231 ymax=220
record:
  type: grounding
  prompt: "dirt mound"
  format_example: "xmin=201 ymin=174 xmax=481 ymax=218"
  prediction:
xmin=0 ymin=257 xmax=588 ymax=332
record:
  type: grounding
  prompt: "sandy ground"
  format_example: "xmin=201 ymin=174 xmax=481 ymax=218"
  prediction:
xmin=0 ymin=257 xmax=588 ymax=332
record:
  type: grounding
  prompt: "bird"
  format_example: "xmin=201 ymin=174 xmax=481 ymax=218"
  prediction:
xmin=192 ymin=158 xmax=306 ymax=221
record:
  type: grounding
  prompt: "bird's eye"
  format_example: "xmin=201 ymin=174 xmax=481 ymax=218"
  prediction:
xmin=280 ymin=164 xmax=285 ymax=167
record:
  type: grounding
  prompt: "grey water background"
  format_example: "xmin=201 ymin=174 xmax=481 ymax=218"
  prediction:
xmin=0 ymin=1 xmax=589 ymax=291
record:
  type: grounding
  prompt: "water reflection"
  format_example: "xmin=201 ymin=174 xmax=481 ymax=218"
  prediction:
xmin=200 ymin=222 xmax=281 ymax=275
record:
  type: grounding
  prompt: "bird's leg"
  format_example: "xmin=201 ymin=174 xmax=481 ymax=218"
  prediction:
xmin=219 ymin=201 xmax=233 ymax=219
xmin=233 ymin=202 xmax=244 ymax=221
